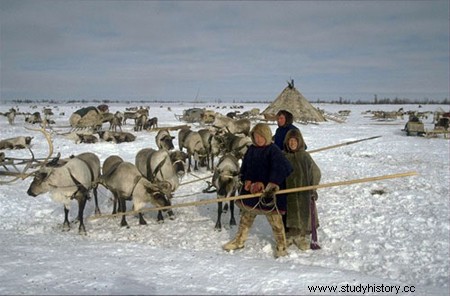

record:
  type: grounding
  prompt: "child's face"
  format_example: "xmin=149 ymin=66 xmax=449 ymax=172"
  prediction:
xmin=277 ymin=114 xmax=286 ymax=127
xmin=288 ymin=137 xmax=298 ymax=150
xmin=254 ymin=132 xmax=267 ymax=147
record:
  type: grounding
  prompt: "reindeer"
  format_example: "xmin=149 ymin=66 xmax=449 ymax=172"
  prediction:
xmin=100 ymin=156 xmax=172 ymax=227
xmin=97 ymin=131 xmax=136 ymax=143
xmin=135 ymin=148 xmax=180 ymax=220
xmin=6 ymin=108 xmax=17 ymax=125
xmin=109 ymin=112 xmax=123 ymax=132
xmin=178 ymin=128 xmax=207 ymax=172
xmin=198 ymin=128 xmax=220 ymax=171
xmin=134 ymin=113 xmax=147 ymax=131
xmin=214 ymin=132 xmax=252 ymax=160
xmin=155 ymin=129 xmax=175 ymax=150
xmin=97 ymin=131 xmax=118 ymax=142
xmin=123 ymin=108 xmax=149 ymax=125
xmin=212 ymin=115 xmax=251 ymax=136
xmin=115 ymin=131 xmax=136 ymax=143
xmin=76 ymin=133 xmax=98 ymax=144
xmin=43 ymin=107 xmax=54 ymax=117
xmin=135 ymin=148 xmax=179 ymax=195
xmin=211 ymin=153 xmax=240 ymax=230
xmin=25 ymin=112 xmax=43 ymax=124
xmin=0 ymin=136 xmax=33 ymax=150
xmin=26 ymin=150 xmax=101 ymax=235
xmin=99 ymin=155 xmax=123 ymax=215
xmin=169 ymin=150 xmax=188 ymax=180
xmin=144 ymin=117 xmax=158 ymax=130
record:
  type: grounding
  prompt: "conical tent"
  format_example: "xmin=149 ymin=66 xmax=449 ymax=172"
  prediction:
xmin=262 ymin=83 xmax=326 ymax=123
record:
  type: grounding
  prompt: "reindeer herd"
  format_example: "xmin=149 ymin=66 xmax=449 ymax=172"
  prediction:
xmin=1 ymin=110 xmax=255 ymax=235
xmin=1 ymin=105 xmax=160 ymax=143
xmin=3 ymin=102 xmax=448 ymax=236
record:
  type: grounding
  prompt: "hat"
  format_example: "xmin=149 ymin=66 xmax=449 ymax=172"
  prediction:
xmin=276 ymin=110 xmax=294 ymax=125
xmin=284 ymin=128 xmax=306 ymax=152
xmin=250 ymin=123 xmax=273 ymax=146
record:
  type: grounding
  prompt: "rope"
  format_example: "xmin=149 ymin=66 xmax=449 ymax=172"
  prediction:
xmin=88 ymin=171 xmax=418 ymax=221
xmin=249 ymin=187 xmax=280 ymax=214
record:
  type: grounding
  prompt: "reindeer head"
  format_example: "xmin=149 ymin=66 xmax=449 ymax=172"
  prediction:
xmin=169 ymin=150 xmax=187 ymax=180
xmin=26 ymin=166 xmax=54 ymax=196
xmin=143 ymin=181 xmax=171 ymax=208
xmin=24 ymin=136 xmax=34 ymax=145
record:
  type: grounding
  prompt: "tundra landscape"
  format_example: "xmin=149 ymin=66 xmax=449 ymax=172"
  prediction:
xmin=0 ymin=101 xmax=448 ymax=295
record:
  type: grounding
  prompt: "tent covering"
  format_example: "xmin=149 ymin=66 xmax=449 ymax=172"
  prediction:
xmin=262 ymin=82 xmax=326 ymax=123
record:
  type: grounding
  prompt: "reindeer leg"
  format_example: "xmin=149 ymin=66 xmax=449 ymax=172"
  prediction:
xmin=157 ymin=210 xmax=164 ymax=223
xmin=223 ymin=203 xmax=229 ymax=214
xmin=138 ymin=213 xmax=147 ymax=225
xmin=206 ymin=154 xmax=211 ymax=171
xmin=112 ymin=200 xmax=117 ymax=214
xmin=78 ymin=196 xmax=87 ymax=235
xmin=230 ymin=200 xmax=236 ymax=227
xmin=63 ymin=205 xmax=70 ymax=232
xmin=167 ymin=210 xmax=175 ymax=220
xmin=119 ymin=198 xmax=129 ymax=228
xmin=111 ymin=192 xmax=119 ymax=215
xmin=93 ymin=185 xmax=101 ymax=215
xmin=187 ymin=155 xmax=192 ymax=172
xmin=215 ymin=201 xmax=223 ymax=231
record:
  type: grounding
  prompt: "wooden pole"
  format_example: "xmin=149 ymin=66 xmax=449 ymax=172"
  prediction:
xmin=89 ymin=171 xmax=417 ymax=221
xmin=308 ymin=135 xmax=382 ymax=154
xmin=169 ymin=136 xmax=382 ymax=187
xmin=179 ymin=175 xmax=212 ymax=186
xmin=147 ymin=124 xmax=191 ymax=132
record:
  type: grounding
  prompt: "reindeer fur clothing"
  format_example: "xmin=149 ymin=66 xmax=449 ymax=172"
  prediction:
xmin=273 ymin=110 xmax=299 ymax=151
xmin=238 ymin=123 xmax=293 ymax=214
xmin=283 ymin=129 xmax=321 ymax=234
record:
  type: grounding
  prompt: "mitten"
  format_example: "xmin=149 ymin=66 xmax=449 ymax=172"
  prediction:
xmin=250 ymin=182 xmax=264 ymax=194
xmin=244 ymin=180 xmax=252 ymax=191
xmin=264 ymin=182 xmax=280 ymax=193
xmin=260 ymin=183 xmax=279 ymax=207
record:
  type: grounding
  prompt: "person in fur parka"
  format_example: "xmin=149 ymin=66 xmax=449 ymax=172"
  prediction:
xmin=238 ymin=123 xmax=293 ymax=214
xmin=283 ymin=128 xmax=321 ymax=250
xmin=273 ymin=110 xmax=308 ymax=151
xmin=222 ymin=123 xmax=293 ymax=258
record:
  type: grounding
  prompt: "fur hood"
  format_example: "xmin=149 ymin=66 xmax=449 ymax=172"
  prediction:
xmin=250 ymin=123 xmax=273 ymax=146
xmin=284 ymin=128 xmax=306 ymax=152
xmin=276 ymin=110 xmax=294 ymax=126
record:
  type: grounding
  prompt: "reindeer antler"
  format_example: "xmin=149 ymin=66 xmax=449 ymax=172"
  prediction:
xmin=0 ymin=124 xmax=55 ymax=185
xmin=25 ymin=124 xmax=54 ymax=166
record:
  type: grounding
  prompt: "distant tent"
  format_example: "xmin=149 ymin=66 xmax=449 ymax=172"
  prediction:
xmin=262 ymin=80 xmax=326 ymax=123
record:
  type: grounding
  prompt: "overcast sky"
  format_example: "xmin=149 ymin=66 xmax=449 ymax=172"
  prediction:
xmin=1 ymin=0 xmax=449 ymax=102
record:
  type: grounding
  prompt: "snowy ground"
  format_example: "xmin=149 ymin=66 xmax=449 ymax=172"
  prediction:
xmin=0 ymin=102 xmax=448 ymax=295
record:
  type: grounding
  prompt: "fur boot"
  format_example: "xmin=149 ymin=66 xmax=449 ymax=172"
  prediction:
xmin=294 ymin=235 xmax=310 ymax=251
xmin=223 ymin=211 xmax=256 ymax=251
xmin=286 ymin=228 xmax=301 ymax=247
xmin=267 ymin=214 xmax=288 ymax=258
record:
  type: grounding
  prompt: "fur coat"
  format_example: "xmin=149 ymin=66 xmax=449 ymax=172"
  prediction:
xmin=238 ymin=123 xmax=293 ymax=214
xmin=283 ymin=129 xmax=321 ymax=234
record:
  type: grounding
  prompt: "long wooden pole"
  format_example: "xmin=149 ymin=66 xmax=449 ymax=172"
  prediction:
xmin=176 ymin=136 xmax=382 ymax=186
xmin=308 ymin=135 xmax=382 ymax=154
xmin=89 ymin=171 xmax=417 ymax=221
xmin=179 ymin=175 xmax=212 ymax=186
